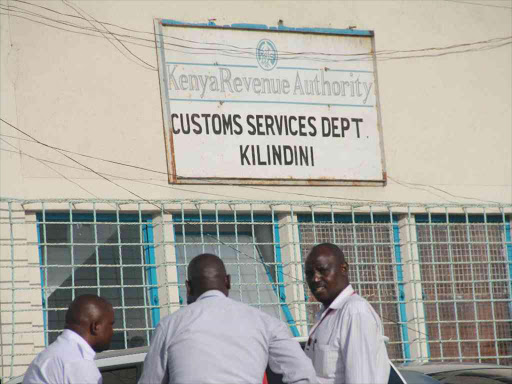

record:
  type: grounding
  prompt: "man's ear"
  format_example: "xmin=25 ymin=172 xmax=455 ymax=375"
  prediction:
xmin=225 ymin=274 xmax=231 ymax=290
xmin=341 ymin=262 xmax=349 ymax=276
xmin=90 ymin=321 xmax=99 ymax=336
xmin=186 ymin=280 xmax=193 ymax=297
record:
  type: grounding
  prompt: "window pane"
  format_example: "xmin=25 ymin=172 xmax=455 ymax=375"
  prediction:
xmin=39 ymin=217 xmax=155 ymax=349
xmin=298 ymin=219 xmax=405 ymax=361
xmin=174 ymin=221 xmax=287 ymax=320
xmin=416 ymin=218 xmax=512 ymax=364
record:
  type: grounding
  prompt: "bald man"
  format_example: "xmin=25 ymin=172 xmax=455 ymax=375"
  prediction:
xmin=139 ymin=253 xmax=317 ymax=384
xmin=23 ymin=294 xmax=114 ymax=384
xmin=304 ymin=243 xmax=390 ymax=384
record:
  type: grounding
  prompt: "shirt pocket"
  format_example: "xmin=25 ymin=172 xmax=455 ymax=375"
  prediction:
xmin=313 ymin=344 xmax=339 ymax=379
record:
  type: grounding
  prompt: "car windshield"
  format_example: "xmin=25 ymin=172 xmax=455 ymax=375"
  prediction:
xmin=429 ymin=368 xmax=512 ymax=384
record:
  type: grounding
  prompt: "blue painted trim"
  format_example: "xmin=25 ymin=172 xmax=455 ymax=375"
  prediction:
xmin=298 ymin=213 xmax=396 ymax=224
xmin=393 ymin=218 xmax=411 ymax=361
xmin=36 ymin=213 xmax=160 ymax=334
xmin=415 ymin=214 xmax=505 ymax=223
xmin=173 ymin=214 xmax=272 ymax=223
xmin=168 ymin=98 xmax=373 ymax=108
xmin=160 ymin=19 xmax=373 ymax=37
xmin=35 ymin=218 xmax=48 ymax=346
xmin=167 ymin=63 xmax=373 ymax=73
xmin=143 ymin=220 xmax=161 ymax=327
xmin=328 ymin=69 xmax=374 ymax=73
xmin=37 ymin=212 xmax=153 ymax=223
xmin=277 ymin=66 xmax=319 ymax=71
xmin=167 ymin=61 xmax=258 ymax=68
xmin=172 ymin=224 xmax=184 ymax=306
xmin=273 ymin=220 xmax=300 ymax=336
xmin=505 ymin=221 xmax=512 ymax=321
xmin=297 ymin=221 xmax=309 ymax=303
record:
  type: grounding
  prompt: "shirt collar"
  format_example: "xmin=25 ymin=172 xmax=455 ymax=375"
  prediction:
xmin=61 ymin=329 xmax=96 ymax=360
xmin=325 ymin=284 xmax=355 ymax=310
xmin=197 ymin=289 xmax=227 ymax=301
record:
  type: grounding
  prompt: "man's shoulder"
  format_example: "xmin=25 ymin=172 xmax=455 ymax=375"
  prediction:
xmin=159 ymin=296 xmax=280 ymax=327
xmin=341 ymin=294 xmax=376 ymax=315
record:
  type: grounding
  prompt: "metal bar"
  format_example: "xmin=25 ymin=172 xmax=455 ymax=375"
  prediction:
xmin=115 ymin=204 xmax=128 ymax=349
xmin=138 ymin=203 xmax=150 ymax=345
xmin=463 ymin=208 xmax=482 ymax=362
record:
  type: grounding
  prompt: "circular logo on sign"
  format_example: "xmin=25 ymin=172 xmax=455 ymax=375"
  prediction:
xmin=256 ymin=39 xmax=278 ymax=71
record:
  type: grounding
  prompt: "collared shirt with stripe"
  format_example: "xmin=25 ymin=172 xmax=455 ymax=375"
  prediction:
xmin=304 ymin=284 xmax=390 ymax=384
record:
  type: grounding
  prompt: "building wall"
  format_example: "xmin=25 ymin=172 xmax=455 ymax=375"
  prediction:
xmin=0 ymin=0 xmax=511 ymax=204
xmin=1 ymin=0 xmax=511 ymax=380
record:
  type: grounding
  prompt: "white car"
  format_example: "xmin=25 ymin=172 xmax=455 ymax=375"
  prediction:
xmin=6 ymin=341 xmax=511 ymax=384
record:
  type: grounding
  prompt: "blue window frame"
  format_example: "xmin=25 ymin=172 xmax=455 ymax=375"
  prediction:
xmin=36 ymin=212 xmax=160 ymax=349
xmin=297 ymin=213 xmax=411 ymax=362
xmin=415 ymin=214 xmax=512 ymax=363
xmin=172 ymin=213 xmax=299 ymax=336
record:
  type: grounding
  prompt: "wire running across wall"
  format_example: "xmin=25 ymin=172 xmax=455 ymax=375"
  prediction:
xmin=1 ymin=1 xmax=511 ymax=64
xmin=0 ymin=197 xmax=511 ymax=382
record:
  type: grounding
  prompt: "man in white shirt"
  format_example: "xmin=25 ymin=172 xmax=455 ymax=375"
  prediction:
xmin=23 ymin=294 xmax=115 ymax=384
xmin=139 ymin=253 xmax=317 ymax=384
xmin=304 ymin=243 xmax=390 ymax=384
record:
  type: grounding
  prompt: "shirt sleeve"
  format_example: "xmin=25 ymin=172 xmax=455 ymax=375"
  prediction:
xmin=64 ymin=360 xmax=102 ymax=384
xmin=138 ymin=322 xmax=170 ymax=384
xmin=268 ymin=320 xmax=318 ymax=384
xmin=340 ymin=309 xmax=390 ymax=384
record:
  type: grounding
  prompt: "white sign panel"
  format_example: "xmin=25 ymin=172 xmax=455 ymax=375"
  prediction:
xmin=155 ymin=21 xmax=386 ymax=185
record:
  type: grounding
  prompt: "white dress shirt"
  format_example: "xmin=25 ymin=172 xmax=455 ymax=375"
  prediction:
xmin=304 ymin=285 xmax=390 ymax=384
xmin=23 ymin=329 xmax=101 ymax=384
xmin=138 ymin=289 xmax=317 ymax=384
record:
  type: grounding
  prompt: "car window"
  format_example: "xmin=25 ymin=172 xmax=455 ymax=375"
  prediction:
xmin=399 ymin=370 xmax=441 ymax=384
xmin=430 ymin=369 xmax=512 ymax=384
xmin=101 ymin=366 xmax=138 ymax=384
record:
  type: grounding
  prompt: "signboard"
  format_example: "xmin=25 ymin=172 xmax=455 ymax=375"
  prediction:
xmin=155 ymin=20 xmax=386 ymax=185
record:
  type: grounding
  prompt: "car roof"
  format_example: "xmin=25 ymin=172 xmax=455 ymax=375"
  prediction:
xmin=399 ymin=361 xmax=509 ymax=375
xmin=94 ymin=346 xmax=149 ymax=368
xmin=93 ymin=337 xmax=311 ymax=367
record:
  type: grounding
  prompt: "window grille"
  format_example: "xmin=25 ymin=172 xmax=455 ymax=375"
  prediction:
xmin=0 ymin=198 xmax=510 ymax=382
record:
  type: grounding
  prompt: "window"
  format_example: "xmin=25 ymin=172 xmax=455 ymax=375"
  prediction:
xmin=173 ymin=213 xmax=298 ymax=334
xmin=37 ymin=212 xmax=159 ymax=349
xmin=298 ymin=213 xmax=408 ymax=361
xmin=416 ymin=214 xmax=512 ymax=364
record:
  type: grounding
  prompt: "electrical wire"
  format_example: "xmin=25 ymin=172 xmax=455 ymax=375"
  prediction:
xmin=2 ymin=2 xmax=511 ymax=63
xmin=0 ymin=120 xmax=506 ymax=207
xmin=11 ymin=0 xmax=511 ymax=58
xmin=0 ymin=125 xmax=498 ymax=341
xmin=1 ymin=0 xmax=507 ymax=351
xmin=444 ymin=0 xmax=512 ymax=10
xmin=61 ymin=0 xmax=156 ymax=71
xmin=0 ymin=138 xmax=101 ymax=199
xmin=388 ymin=176 xmax=504 ymax=205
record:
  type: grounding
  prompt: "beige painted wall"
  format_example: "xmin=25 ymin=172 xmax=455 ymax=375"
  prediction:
xmin=1 ymin=0 xmax=511 ymax=205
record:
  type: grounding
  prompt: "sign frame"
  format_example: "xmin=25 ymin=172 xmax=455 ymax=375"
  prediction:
xmin=154 ymin=19 xmax=387 ymax=186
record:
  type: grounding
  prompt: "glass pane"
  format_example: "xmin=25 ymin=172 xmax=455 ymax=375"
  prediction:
xmin=174 ymin=224 xmax=286 ymax=320
xmin=298 ymin=220 xmax=404 ymax=361
xmin=417 ymin=219 xmax=511 ymax=364
xmin=41 ymin=218 xmax=153 ymax=349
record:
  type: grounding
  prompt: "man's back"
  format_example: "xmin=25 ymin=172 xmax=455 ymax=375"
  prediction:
xmin=139 ymin=290 xmax=316 ymax=384
xmin=23 ymin=330 xmax=100 ymax=384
